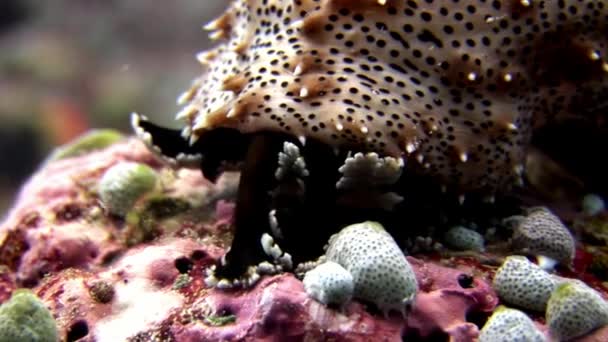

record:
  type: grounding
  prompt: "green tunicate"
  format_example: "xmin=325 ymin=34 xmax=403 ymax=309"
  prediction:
xmin=510 ymin=207 xmax=575 ymax=268
xmin=203 ymin=314 xmax=236 ymax=326
xmin=303 ymin=261 xmax=354 ymax=308
xmin=98 ymin=161 xmax=158 ymax=217
xmin=47 ymin=129 xmax=124 ymax=162
xmin=493 ymin=256 xmax=557 ymax=312
xmin=0 ymin=289 xmax=59 ymax=342
xmin=582 ymin=194 xmax=605 ymax=216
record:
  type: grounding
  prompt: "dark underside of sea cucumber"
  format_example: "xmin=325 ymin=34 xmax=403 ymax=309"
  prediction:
xmin=134 ymin=115 xmax=523 ymax=279
xmin=136 ymin=117 xmax=349 ymax=277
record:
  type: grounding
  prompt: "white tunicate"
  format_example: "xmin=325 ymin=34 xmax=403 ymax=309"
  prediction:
xmin=324 ymin=221 xmax=417 ymax=317
xmin=582 ymin=194 xmax=605 ymax=216
xmin=303 ymin=261 xmax=354 ymax=308
xmin=547 ymin=281 xmax=608 ymax=341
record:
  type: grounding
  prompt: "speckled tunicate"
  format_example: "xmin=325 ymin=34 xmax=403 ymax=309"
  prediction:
xmin=0 ymin=289 xmax=59 ymax=342
xmin=510 ymin=207 xmax=575 ymax=270
xmin=493 ymin=255 xmax=557 ymax=312
xmin=303 ymin=261 xmax=354 ymax=308
xmin=443 ymin=226 xmax=485 ymax=252
xmin=98 ymin=161 xmax=158 ymax=216
xmin=547 ymin=281 xmax=608 ymax=341
xmin=479 ymin=306 xmax=545 ymax=342
xmin=324 ymin=221 xmax=417 ymax=317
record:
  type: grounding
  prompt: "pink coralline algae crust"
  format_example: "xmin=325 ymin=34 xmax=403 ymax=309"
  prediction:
xmin=576 ymin=325 xmax=608 ymax=342
xmin=35 ymin=239 xmax=224 ymax=342
xmin=0 ymin=138 xmax=231 ymax=289
xmin=0 ymin=139 xmax=160 ymax=286
xmin=32 ymin=237 xmax=498 ymax=342
xmin=405 ymin=257 xmax=498 ymax=341
xmin=0 ymin=266 xmax=15 ymax=304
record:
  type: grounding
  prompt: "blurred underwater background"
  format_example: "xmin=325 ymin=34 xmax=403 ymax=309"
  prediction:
xmin=0 ymin=0 xmax=224 ymax=214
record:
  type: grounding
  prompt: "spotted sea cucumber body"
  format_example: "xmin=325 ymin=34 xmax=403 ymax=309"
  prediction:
xmin=176 ymin=0 xmax=608 ymax=193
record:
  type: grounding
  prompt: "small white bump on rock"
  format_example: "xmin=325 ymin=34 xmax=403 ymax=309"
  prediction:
xmin=256 ymin=261 xmax=279 ymax=275
xmin=303 ymin=261 xmax=354 ymax=308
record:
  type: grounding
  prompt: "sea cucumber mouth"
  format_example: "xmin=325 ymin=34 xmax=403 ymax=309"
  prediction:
xmin=131 ymin=113 xmax=249 ymax=182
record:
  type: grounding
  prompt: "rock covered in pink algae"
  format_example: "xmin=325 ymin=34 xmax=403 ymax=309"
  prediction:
xmin=3 ymin=130 xmax=607 ymax=341
xmin=404 ymin=257 xmax=498 ymax=341
xmin=0 ymin=131 xmax=507 ymax=341
xmin=32 ymin=237 xmax=499 ymax=341
xmin=0 ymin=137 xmax=237 ymax=288
xmin=0 ymin=134 xmax=503 ymax=340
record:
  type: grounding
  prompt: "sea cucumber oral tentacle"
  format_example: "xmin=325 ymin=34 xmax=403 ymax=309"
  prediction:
xmin=132 ymin=113 xmax=202 ymax=168
xmin=131 ymin=113 xmax=249 ymax=182
xmin=207 ymin=132 xmax=343 ymax=284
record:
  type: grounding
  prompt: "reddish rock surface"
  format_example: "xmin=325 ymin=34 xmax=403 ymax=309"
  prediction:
xmin=1 ymin=137 xmax=607 ymax=341
xmin=32 ymin=237 xmax=499 ymax=342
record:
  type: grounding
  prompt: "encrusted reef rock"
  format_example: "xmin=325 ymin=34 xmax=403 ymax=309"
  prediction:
xmin=0 ymin=134 xmax=232 ymax=289
xmin=479 ymin=306 xmax=544 ymax=342
xmin=0 ymin=131 xmax=607 ymax=341
xmin=0 ymin=134 xmax=505 ymax=341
